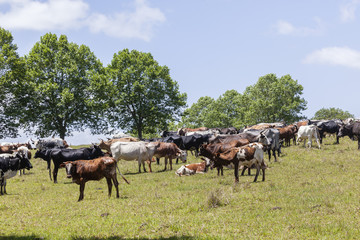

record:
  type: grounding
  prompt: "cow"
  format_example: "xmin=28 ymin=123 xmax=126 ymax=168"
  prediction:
xmin=160 ymin=130 xmax=178 ymax=138
xmin=215 ymin=143 xmax=266 ymax=183
xmin=110 ymin=141 xmax=160 ymax=173
xmin=175 ymin=158 xmax=211 ymax=176
xmin=0 ymin=145 xmax=16 ymax=154
xmin=153 ymin=142 xmax=187 ymax=171
xmin=245 ymin=123 xmax=276 ymax=131
xmin=296 ymin=125 xmax=321 ymax=149
xmin=34 ymin=138 xmax=69 ymax=151
xmin=219 ymin=127 xmax=238 ymax=135
xmin=34 ymin=145 xmax=105 ymax=183
xmin=338 ymin=122 xmax=360 ymax=149
xmin=199 ymin=138 xmax=250 ymax=176
xmin=276 ymin=125 xmax=298 ymax=146
xmin=60 ymin=156 xmax=129 ymax=201
xmin=308 ymin=120 xmax=341 ymax=144
xmin=98 ymin=138 xmax=139 ymax=152
xmin=0 ymin=152 xmax=33 ymax=195
xmin=16 ymin=146 xmax=31 ymax=175
xmin=177 ymin=127 xmax=208 ymax=136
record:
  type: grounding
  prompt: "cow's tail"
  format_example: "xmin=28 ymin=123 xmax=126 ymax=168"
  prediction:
xmin=116 ymin=164 xmax=130 ymax=184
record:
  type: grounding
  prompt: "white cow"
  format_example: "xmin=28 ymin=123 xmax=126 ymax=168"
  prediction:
xmin=296 ymin=125 xmax=321 ymax=149
xmin=110 ymin=141 xmax=160 ymax=173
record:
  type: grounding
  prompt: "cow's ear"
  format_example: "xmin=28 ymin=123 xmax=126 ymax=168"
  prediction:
xmin=59 ymin=163 xmax=66 ymax=168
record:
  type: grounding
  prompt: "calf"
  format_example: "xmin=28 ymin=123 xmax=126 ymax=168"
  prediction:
xmin=175 ymin=158 xmax=211 ymax=176
xmin=215 ymin=143 xmax=266 ymax=183
xmin=153 ymin=142 xmax=187 ymax=171
xmin=296 ymin=125 xmax=321 ymax=149
xmin=61 ymin=157 xmax=129 ymax=201
xmin=276 ymin=125 xmax=298 ymax=146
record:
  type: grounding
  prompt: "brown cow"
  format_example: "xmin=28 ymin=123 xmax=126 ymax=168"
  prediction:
xmin=0 ymin=145 xmax=16 ymax=154
xmin=60 ymin=156 xmax=129 ymax=201
xmin=175 ymin=158 xmax=211 ymax=176
xmin=276 ymin=124 xmax=298 ymax=146
xmin=215 ymin=143 xmax=266 ymax=183
xmin=153 ymin=142 xmax=187 ymax=171
xmin=200 ymin=139 xmax=250 ymax=176
xmin=177 ymin=127 xmax=208 ymax=136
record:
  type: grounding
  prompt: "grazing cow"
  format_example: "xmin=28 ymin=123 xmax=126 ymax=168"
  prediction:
xmin=153 ymin=142 xmax=187 ymax=171
xmin=276 ymin=125 xmax=298 ymax=146
xmin=296 ymin=125 xmax=321 ymax=149
xmin=215 ymin=143 xmax=266 ymax=183
xmin=34 ymin=138 xmax=69 ymax=150
xmin=309 ymin=120 xmax=341 ymax=144
xmin=60 ymin=156 xmax=129 ymax=201
xmin=338 ymin=122 xmax=360 ymax=149
xmin=110 ymin=141 xmax=160 ymax=173
xmin=0 ymin=152 xmax=33 ymax=194
xmin=34 ymin=145 xmax=104 ymax=183
xmin=175 ymin=158 xmax=211 ymax=176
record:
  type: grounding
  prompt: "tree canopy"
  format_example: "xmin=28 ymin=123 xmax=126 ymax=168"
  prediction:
xmin=22 ymin=33 xmax=104 ymax=139
xmin=103 ymin=49 xmax=187 ymax=139
xmin=313 ymin=107 xmax=354 ymax=120
xmin=0 ymin=27 xmax=26 ymax=138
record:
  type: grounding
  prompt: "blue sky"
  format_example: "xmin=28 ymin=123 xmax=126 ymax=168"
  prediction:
xmin=1 ymin=0 xmax=360 ymax=144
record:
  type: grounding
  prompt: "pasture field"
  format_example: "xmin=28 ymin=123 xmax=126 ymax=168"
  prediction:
xmin=1 ymin=137 xmax=360 ymax=239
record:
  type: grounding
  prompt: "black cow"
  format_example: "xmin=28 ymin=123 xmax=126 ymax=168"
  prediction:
xmin=309 ymin=120 xmax=341 ymax=144
xmin=0 ymin=152 xmax=33 ymax=195
xmin=338 ymin=122 xmax=360 ymax=149
xmin=34 ymin=145 xmax=104 ymax=183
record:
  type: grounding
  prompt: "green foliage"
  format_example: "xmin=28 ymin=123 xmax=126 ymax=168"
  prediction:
xmin=104 ymin=49 xmax=187 ymax=138
xmin=313 ymin=107 xmax=354 ymax=120
xmin=0 ymin=27 xmax=26 ymax=138
xmin=23 ymin=33 xmax=104 ymax=139
xmin=243 ymin=74 xmax=307 ymax=125
xmin=181 ymin=90 xmax=244 ymax=128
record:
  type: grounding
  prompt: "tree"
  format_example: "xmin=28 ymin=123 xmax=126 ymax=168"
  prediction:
xmin=0 ymin=27 xmax=26 ymax=138
xmin=181 ymin=90 xmax=245 ymax=129
xmin=313 ymin=107 xmax=354 ymax=120
xmin=104 ymin=49 xmax=187 ymax=139
xmin=242 ymin=74 xmax=307 ymax=125
xmin=23 ymin=33 xmax=104 ymax=139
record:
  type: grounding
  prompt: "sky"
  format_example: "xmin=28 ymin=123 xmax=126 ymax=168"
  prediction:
xmin=1 ymin=0 xmax=360 ymax=144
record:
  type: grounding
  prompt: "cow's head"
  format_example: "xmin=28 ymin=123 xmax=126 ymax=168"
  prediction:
xmin=259 ymin=131 xmax=271 ymax=147
xmin=91 ymin=144 xmax=105 ymax=157
xmin=61 ymin=161 xmax=77 ymax=179
xmin=16 ymin=152 xmax=33 ymax=170
xmin=338 ymin=124 xmax=352 ymax=138
xmin=177 ymin=150 xmax=187 ymax=163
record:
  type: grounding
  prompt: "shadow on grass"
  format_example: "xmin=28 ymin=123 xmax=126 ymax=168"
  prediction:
xmin=0 ymin=236 xmax=43 ymax=240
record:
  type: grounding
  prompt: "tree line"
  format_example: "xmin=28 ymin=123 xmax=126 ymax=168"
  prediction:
xmin=0 ymin=27 xmax=354 ymax=140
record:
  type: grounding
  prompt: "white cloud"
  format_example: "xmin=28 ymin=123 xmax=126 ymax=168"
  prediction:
xmin=0 ymin=0 xmax=165 ymax=41
xmin=340 ymin=0 xmax=360 ymax=22
xmin=87 ymin=0 xmax=166 ymax=41
xmin=273 ymin=18 xmax=324 ymax=36
xmin=0 ymin=0 xmax=89 ymax=30
xmin=303 ymin=47 xmax=360 ymax=69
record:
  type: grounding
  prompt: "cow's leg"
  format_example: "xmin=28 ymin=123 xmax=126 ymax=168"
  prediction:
xmin=156 ymin=158 xmax=160 ymax=165
xmin=358 ymin=138 xmax=360 ymax=150
xmin=163 ymin=158 xmax=168 ymax=171
xmin=234 ymin=161 xmax=239 ymax=183
xmin=138 ymin=161 xmax=142 ymax=173
xmin=253 ymin=164 xmax=260 ymax=182
xmin=267 ymin=149 xmax=271 ymax=162
xmin=112 ymin=175 xmax=119 ymax=198
xmin=261 ymin=163 xmax=266 ymax=181
xmin=147 ymin=159 xmax=152 ymax=173
xmin=0 ymin=178 xmax=3 ymax=195
xmin=273 ymin=149 xmax=277 ymax=162
xmin=3 ymin=180 xmax=6 ymax=194
xmin=319 ymin=133 xmax=323 ymax=144
xmin=169 ymin=158 xmax=173 ymax=170
xmin=241 ymin=166 xmax=247 ymax=176
xmin=248 ymin=167 xmax=251 ymax=176
xmin=336 ymin=134 xmax=339 ymax=144
xmin=78 ymin=182 xmax=85 ymax=201
xmin=106 ymin=177 xmax=112 ymax=198
xmin=48 ymin=160 xmax=52 ymax=181
xmin=53 ymin=164 xmax=59 ymax=183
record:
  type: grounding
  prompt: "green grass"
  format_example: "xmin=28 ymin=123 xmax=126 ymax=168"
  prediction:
xmin=1 ymin=137 xmax=360 ymax=239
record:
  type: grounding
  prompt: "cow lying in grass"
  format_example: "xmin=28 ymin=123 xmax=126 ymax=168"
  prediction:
xmin=60 ymin=156 xmax=129 ymax=201
xmin=175 ymin=158 xmax=211 ymax=176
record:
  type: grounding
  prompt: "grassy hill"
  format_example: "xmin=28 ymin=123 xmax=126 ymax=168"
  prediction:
xmin=1 ymin=137 xmax=360 ymax=239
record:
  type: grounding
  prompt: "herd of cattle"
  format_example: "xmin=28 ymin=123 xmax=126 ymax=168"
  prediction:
xmin=1 ymin=118 xmax=360 ymax=201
